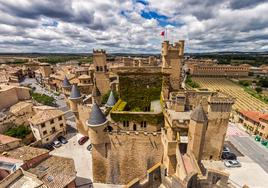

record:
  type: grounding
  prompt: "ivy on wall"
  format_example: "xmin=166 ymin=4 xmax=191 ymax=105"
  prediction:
xmin=119 ymin=71 xmax=166 ymax=110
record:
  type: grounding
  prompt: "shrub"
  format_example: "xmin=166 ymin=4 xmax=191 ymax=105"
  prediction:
xmin=131 ymin=107 xmax=142 ymax=112
xmin=255 ymin=87 xmax=263 ymax=93
xmin=248 ymin=72 xmax=254 ymax=76
xmin=5 ymin=124 xmax=32 ymax=139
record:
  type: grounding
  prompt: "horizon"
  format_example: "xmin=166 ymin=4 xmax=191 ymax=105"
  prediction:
xmin=0 ymin=0 xmax=268 ymax=53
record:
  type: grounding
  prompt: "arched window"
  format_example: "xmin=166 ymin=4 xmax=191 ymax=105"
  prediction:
xmin=96 ymin=66 xmax=99 ymax=71
xmin=100 ymin=66 xmax=103 ymax=71
xmin=104 ymin=65 xmax=107 ymax=73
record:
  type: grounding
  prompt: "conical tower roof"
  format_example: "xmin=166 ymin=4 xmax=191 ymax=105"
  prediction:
xmin=106 ymin=91 xmax=117 ymax=107
xmin=92 ymin=85 xmax=101 ymax=97
xmin=190 ymin=103 xmax=208 ymax=122
xmin=69 ymin=85 xmax=82 ymax=99
xmin=62 ymin=76 xmax=71 ymax=87
xmin=87 ymin=102 xmax=107 ymax=126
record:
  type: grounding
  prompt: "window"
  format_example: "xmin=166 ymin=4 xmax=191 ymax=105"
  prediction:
xmin=262 ymin=125 xmax=265 ymax=130
xmin=84 ymin=80 xmax=86 ymax=84
xmin=141 ymin=121 xmax=143 ymax=128
xmin=50 ymin=119 xmax=54 ymax=124
xmin=58 ymin=116 xmax=62 ymax=121
xmin=41 ymin=123 xmax=45 ymax=128
xmin=123 ymin=121 xmax=126 ymax=127
xmin=43 ymin=131 xmax=47 ymax=135
xmin=96 ymin=66 xmax=99 ymax=71
xmin=52 ymin=127 xmax=56 ymax=132
xmin=100 ymin=66 xmax=103 ymax=71
xmin=60 ymin=123 xmax=63 ymax=127
xmin=144 ymin=121 xmax=146 ymax=128
xmin=46 ymin=138 xmax=49 ymax=141
xmin=260 ymin=132 xmax=263 ymax=136
xmin=127 ymin=121 xmax=129 ymax=127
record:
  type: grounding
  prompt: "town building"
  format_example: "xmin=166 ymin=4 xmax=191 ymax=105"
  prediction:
xmin=0 ymin=144 xmax=76 ymax=187
xmin=23 ymin=61 xmax=40 ymax=78
xmin=187 ymin=62 xmax=250 ymax=77
xmin=234 ymin=110 xmax=268 ymax=139
xmin=28 ymin=106 xmax=67 ymax=145
xmin=62 ymin=40 xmax=238 ymax=187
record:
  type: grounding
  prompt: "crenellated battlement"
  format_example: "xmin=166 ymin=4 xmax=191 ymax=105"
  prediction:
xmin=208 ymin=96 xmax=236 ymax=104
xmin=93 ymin=49 xmax=106 ymax=54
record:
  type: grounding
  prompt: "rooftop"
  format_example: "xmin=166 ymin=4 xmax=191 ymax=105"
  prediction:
xmin=28 ymin=109 xmax=65 ymax=125
xmin=69 ymin=85 xmax=82 ymax=99
xmin=87 ymin=102 xmax=107 ymax=126
xmin=26 ymin=155 xmax=76 ymax=188
xmin=5 ymin=146 xmax=49 ymax=162
xmin=0 ymin=168 xmax=45 ymax=188
xmin=0 ymin=134 xmax=21 ymax=145
xmin=239 ymin=110 xmax=268 ymax=122
xmin=9 ymin=101 xmax=32 ymax=114
xmin=78 ymin=74 xmax=91 ymax=79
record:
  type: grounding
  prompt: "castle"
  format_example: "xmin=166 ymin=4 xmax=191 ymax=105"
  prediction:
xmin=62 ymin=41 xmax=238 ymax=188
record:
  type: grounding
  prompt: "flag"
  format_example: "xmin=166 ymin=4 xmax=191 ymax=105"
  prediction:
xmin=161 ymin=31 xmax=165 ymax=36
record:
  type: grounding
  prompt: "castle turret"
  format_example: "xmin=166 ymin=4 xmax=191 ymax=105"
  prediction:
xmin=69 ymin=85 xmax=83 ymax=112
xmin=92 ymin=77 xmax=102 ymax=106
xmin=62 ymin=76 xmax=72 ymax=108
xmin=187 ymin=103 xmax=208 ymax=164
xmin=86 ymin=102 xmax=108 ymax=144
xmin=106 ymin=91 xmax=117 ymax=107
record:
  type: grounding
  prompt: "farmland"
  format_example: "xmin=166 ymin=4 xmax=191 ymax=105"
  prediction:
xmin=191 ymin=77 xmax=268 ymax=112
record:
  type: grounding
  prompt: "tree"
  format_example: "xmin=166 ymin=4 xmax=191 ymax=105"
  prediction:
xmin=254 ymin=127 xmax=258 ymax=135
xmin=248 ymin=72 xmax=254 ymax=76
xmin=5 ymin=124 xmax=32 ymax=139
xmin=255 ymin=87 xmax=263 ymax=93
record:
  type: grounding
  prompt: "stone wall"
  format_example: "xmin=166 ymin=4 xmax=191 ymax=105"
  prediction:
xmin=92 ymin=132 xmax=163 ymax=185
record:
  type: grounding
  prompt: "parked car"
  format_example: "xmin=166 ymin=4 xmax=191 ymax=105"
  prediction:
xmin=44 ymin=144 xmax=54 ymax=151
xmin=224 ymin=160 xmax=241 ymax=167
xmin=58 ymin=136 xmax=68 ymax=144
xmin=222 ymin=147 xmax=230 ymax=153
xmin=222 ymin=153 xmax=237 ymax=160
xmin=78 ymin=136 xmax=89 ymax=145
xmin=87 ymin=144 xmax=92 ymax=151
xmin=51 ymin=140 xmax=62 ymax=148
xmin=32 ymin=87 xmax=36 ymax=90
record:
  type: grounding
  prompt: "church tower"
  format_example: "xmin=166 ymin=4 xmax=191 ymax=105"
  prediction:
xmin=93 ymin=49 xmax=110 ymax=94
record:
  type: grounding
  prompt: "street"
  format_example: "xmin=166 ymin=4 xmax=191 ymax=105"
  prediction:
xmin=229 ymin=136 xmax=268 ymax=174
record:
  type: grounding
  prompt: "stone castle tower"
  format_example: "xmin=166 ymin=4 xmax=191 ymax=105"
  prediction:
xmin=93 ymin=49 xmax=110 ymax=94
xmin=39 ymin=63 xmax=52 ymax=78
xmin=187 ymin=103 xmax=208 ymax=164
xmin=161 ymin=40 xmax=184 ymax=91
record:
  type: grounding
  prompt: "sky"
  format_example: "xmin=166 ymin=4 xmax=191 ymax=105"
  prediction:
xmin=0 ymin=0 xmax=268 ymax=53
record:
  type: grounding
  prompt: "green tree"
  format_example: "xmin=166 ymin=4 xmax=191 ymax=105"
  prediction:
xmin=248 ymin=72 xmax=254 ymax=76
xmin=5 ymin=124 xmax=32 ymax=139
xmin=255 ymin=87 xmax=263 ymax=93
xmin=254 ymin=127 xmax=258 ymax=135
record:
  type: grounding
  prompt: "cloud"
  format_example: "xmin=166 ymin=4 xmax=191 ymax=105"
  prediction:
xmin=0 ymin=0 xmax=267 ymax=53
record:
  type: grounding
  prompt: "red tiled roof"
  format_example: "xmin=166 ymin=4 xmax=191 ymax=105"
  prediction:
xmin=238 ymin=110 xmax=263 ymax=122
xmin=260 ymin=114 xmax=268 ymax=121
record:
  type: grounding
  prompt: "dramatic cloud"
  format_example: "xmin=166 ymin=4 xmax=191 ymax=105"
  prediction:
xmin=0 ymin=0 xmax=267 ymax=53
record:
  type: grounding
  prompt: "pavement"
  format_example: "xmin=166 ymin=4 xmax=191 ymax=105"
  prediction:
xmin=227 ymin=122 xmax=268 ymax=174
xmin=202 ymin=156 xmax=268 ymax=188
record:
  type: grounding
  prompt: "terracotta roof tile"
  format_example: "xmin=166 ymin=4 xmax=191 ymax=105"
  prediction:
xmin=5 ymin=146 xmax=49 ymax=161
xmin=0 ymin=134 xmax=21 ymax=145
xmin=238 ymin=110 xmax=263 ymax=122
xmin=9 ymin=101 xmax=32 ymax=114
xmin=28 ymin=109 xmax=65 ymax=125
xmin=26 ymin=155 xmax=76 ymax=188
